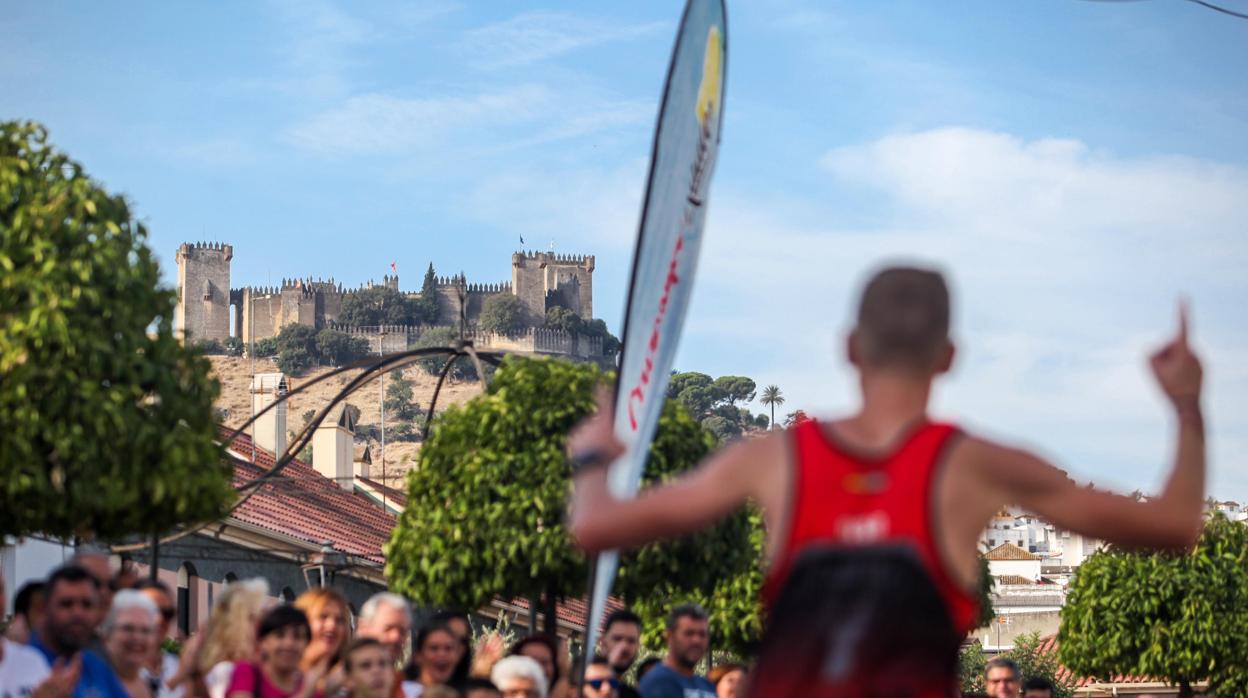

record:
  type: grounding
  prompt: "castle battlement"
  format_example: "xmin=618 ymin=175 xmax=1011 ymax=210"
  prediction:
xmin=434 ymin=274 xmax=466 ymax=287
xmin=512 ymin=250 xmax=595 ymax=267
xmin=465 ymin=282 xmax=511 ymax=294
xmin=174 ymin=242 xmax=596 ymax=355
xmin=180 ymin=241 xmax=232 ymax=252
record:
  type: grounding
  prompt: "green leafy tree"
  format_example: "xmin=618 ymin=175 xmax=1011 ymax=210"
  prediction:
xmin=666 ymin=372 xmax=720 ymax=420
xmin=224 ymin=336 xmax=245 ymax=357
xmin=0 ymin=121 xmax=233 ymax=540
xmin=957 ymin=557 xmax=999 ymax=691
xmin=314 ymin=328 xmax=369 ymax=366
xmin=543 ymin=310 xmax=620 ymax=360
xmin=958 ymin=643 xmax=987 ymax=693
xmin=479 ymin=294 xmax=527 ymax=335
xmin=339 ymin=286 xmax=417 ymax=327
xmin=384 ymin=373 xmax=421 ymax=422
xmin=413 ymin=326 xmax=479 ymax=381
xmin=760 ymin=385 xmax=784 ymax=430
xmin=275 ymin=324 xmax=318 ymax=375
xmin=416 ymin=263 xmax=440 ymax=324
xmin=713 ymin=376 xmax=756 ymax=408
xmin=196 ymin=339 xmax=226 ymax=355
xmin=385 ymin=357 xmax=761 ymax=653
xmin=1007 ymin=633 xmax=1074 ymax=698
xmin=251 ymin=337 xmax=278 ymax=358
xmin=579 ymin=318 xmax=621 ymax=358
xmin=544 ymin=306 xmax=584 ymax=334
xmin=977 ymin=554 xmax=997 ymax=627
xmin=1058 ymin=514 xmax=1248 ymax=697
xmin=700 ymin=415 xmax=742 ymax=444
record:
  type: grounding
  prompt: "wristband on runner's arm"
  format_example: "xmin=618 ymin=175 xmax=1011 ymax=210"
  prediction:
xmin=571 ymin=449 xmax=615 ymax=474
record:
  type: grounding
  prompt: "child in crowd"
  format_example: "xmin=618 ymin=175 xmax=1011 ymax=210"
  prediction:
xmin=343 ymin=638 xmax=396 ymax=698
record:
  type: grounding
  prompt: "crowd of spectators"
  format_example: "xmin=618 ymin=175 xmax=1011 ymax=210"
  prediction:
xmin=2 ymin=555 xmax=1060 ymax=698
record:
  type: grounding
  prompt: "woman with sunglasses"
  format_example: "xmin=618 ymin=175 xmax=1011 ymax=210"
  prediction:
xmin=135 ymin=579 xmax=183 ymax=698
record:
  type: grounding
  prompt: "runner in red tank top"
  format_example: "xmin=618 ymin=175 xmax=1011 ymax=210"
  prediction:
xmin=568 ymin=266 xmax=1206 ymax=697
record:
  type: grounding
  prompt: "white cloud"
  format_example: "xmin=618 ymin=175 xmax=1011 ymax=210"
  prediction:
xmin=285 ymin=84 xmax=652 ymax=158
xmin=461 ymin=11 xmax=669 ymax=69
xmin=284 ymin=86 xmax=553 ymax=154
xmin=680 ymin=127 xmax=1248 ymax=496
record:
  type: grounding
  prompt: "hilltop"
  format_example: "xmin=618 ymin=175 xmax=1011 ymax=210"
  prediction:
xmin=209 ymin=355 xmax=484 ymax=490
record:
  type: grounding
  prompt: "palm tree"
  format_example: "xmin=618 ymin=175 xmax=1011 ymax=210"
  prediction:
xmin=760 ymin=385 xmax=784 ymax=430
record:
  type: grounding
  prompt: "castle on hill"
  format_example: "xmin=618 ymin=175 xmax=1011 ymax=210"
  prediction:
xmin=173 ymin=242 xmax=601 ymax=358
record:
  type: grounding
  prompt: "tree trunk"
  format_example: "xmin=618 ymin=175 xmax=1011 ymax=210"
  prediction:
xmin=528 ymin=595 xmax=540 ymax=634
xmin=1179 ymin=680 xmax=1193 ymax=698
xmin=541 ymin=582 xmax=559 ymax=636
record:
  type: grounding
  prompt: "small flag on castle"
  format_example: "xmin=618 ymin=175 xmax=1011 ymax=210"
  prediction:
xmin=390 ymin=261 xmax=397 ymax=274
xmin=520 ymin=235 xmax=526 ymax=245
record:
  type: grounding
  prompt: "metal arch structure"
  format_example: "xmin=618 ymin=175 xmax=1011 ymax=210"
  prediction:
xmin=112 ymin=339 xmax=515 ymax=555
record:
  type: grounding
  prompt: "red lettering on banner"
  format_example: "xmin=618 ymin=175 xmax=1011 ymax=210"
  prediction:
xmin=627 ymin=234 xmax=685 ymax=431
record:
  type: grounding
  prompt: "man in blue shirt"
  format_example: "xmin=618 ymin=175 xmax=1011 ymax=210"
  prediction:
xmin=28 ymin=565 xmax=128 ymax=698
xmin=637 ymin=604 xmax=715 ymax=698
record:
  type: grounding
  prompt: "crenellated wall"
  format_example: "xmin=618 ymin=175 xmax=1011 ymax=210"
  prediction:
xmin=327 ymin=324 xmax=605 ymax=360
xmin=175 ymin=243 xmax=597 ymax=354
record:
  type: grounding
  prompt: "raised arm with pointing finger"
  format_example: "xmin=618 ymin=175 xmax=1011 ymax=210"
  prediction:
xmin=567 ymin=266 xmax=1206 ymax=696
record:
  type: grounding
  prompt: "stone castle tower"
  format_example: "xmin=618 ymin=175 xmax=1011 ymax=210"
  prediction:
xmin=174 ymin=242 xmax=233 ymax=343
xmin=512 ymin=251 xmax=595 ymax=320
xmin=173 ymin=243 xmax=595 ymax=345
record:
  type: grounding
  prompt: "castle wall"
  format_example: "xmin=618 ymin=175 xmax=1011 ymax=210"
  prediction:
xmin=240 ymin=288 xmax=283 ymax=344
xmin=178 ymin=242 xmax=596 ymax=358
xmin=328 ymin=325 xmax=603 ymax=361
xmin=511 ymin=252 xmax=595 ymax=322
xmin=278 ymin=284 xmax=317 ymax=332
xmin=175 ymin=242 xmax=233 ymax=344
xmin=434 ymin=280 xmax=462 ymax=327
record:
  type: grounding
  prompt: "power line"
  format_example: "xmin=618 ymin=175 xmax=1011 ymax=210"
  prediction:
xmin=1185 ymin=0 xmax=1248 ymax=19
xmin=1074 ymin=0 xmax=1248 ymax=20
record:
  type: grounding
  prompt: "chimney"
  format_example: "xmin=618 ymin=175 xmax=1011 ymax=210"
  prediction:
xmin=353 ymin=444 xmax=372 ymax=481
xmin=251 ymin=373 xmax=288 ymax=457
xmin=313 ymin=405 xmax=356 ymax=490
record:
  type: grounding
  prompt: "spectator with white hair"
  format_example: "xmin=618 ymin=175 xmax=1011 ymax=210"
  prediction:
xmin=103 ymin=589 xmax=161 ymax=698
xmin=356 ymin=592 xmax=412 ymax=698
xmin=490 ymin=655 xmax=547 ymax=698
xmin=357 ymin=593 xmax=412 ymax=666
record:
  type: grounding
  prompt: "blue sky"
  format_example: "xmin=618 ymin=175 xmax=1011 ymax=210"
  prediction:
xmin=4 ymin=1 xmax=1246 ymax=499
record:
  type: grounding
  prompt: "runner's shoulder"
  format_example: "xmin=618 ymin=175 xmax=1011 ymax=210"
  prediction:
xmin=945 ymin=429 xmax=1050 ymax=484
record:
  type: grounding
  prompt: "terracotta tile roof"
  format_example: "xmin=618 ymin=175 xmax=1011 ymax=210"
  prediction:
xmin=357 ymin=477 xmax=408 ymax=508
xmin=219 ymin=427 xmax=625 ymax=633
xmin=993 ymin=574 xmax=1034 ymax=585
xmin=502 ymin=595 xmax=628 ymax=631
xmin=985 ymin=542 xmax=1040 ymax=561
xmin=1036 ymin=635 xmax=1156 ymax=687
xmin=221 ymin=427 xmax=395 ymax=564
